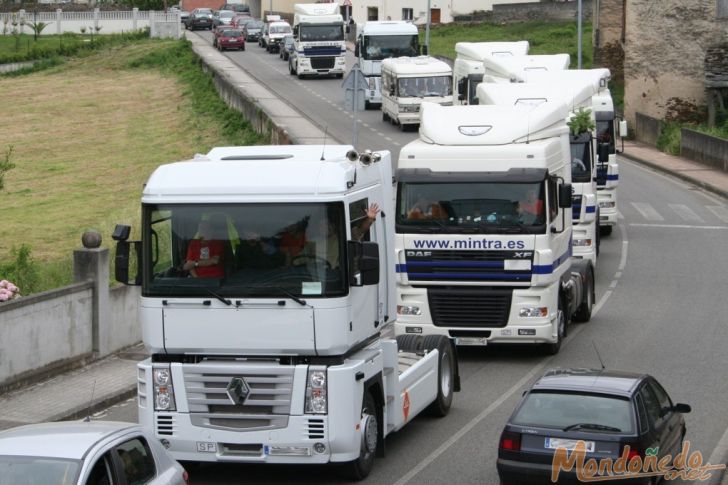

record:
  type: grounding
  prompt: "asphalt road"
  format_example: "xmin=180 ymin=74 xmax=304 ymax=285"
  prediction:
xmin=94 ymin=33 xmax=728 ymax=484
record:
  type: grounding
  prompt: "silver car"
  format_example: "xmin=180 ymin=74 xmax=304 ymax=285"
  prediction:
xmin=0 ymin=421 xmax=188 ymax=485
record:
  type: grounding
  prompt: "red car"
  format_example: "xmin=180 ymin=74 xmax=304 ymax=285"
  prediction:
xmin=212 ymin=25 xmax=227 ymax=47
xmin=217 ymin=28 xmax=245 ymax=51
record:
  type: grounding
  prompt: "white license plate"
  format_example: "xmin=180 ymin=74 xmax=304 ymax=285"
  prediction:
xmin=455 ymin=337 xmax=487 ymax=346
xmin=197 ymin=442 xmax=217 ymax=453
xmin=545 ymin=438 xmax=594 ymax=452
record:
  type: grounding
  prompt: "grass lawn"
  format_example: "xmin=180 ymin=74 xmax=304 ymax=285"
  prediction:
xmin=0 ymin=38 xmax=266 ymax=292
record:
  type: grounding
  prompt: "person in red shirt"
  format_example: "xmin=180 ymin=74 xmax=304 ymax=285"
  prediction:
xmin=182 ymin=220 xmax=226 ymax=278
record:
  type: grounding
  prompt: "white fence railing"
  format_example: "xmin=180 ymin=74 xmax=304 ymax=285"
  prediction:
xmin=0 ymin=9 xmax=182 ymax=37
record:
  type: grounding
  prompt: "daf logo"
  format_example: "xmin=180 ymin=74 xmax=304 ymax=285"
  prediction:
xmin=406 ymin=250 xmax=432 ymax=257
xmin=513 ymin=252 xmax=533 ymax=258
xmin=226 ymin=377 xmax=251 ymax=405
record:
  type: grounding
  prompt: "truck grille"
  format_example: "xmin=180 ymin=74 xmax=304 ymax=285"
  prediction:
xmin=183 ymin=363 xmax=294 ymax=432
xmin=404 ymin=250 xmax=532 ymax=282
xmin=428 ymin=287 xmax=513 ymax=328
xmin=311 ymin=57 xmax=335 ymax=69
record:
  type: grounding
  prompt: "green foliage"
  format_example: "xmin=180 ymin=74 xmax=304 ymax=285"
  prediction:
xmin=0 ymin=245 xmax=39 ymax=295
xmin=567 ymin=108 xmax=595 ymax=135
xmin=26 ymin=20 xmax=50 ymax=40
xmin=0 ymin=145 xmax=15 ymax=191
xmin=656 ymin=123 xmax=682 ymax=155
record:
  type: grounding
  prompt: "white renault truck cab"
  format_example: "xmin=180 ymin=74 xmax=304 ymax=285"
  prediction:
xmin=354 ymin=21 xmax=420 ymax=109
xmin=452 ymin=41 xmax=529 ymax=105
xmin=380 ymin=56 xmax=453 ymax=131
xmin=394 ymin=102 xmax=594 ymax=354
xmin=112 ymin=145 xmax=459 ymax=480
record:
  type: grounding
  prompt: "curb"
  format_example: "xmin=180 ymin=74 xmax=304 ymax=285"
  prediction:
xmin=50 ymin=385 xmax=138 ymax=423
xmin=619 ymin=150 xmax=728 ymax=201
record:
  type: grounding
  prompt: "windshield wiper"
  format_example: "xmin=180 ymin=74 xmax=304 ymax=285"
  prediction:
xmin=204 ymin=288 xmax=232 ymax=306
xmin=562 ymin=423 xmax=622 ymax=432
xmin=228 ymin=285 xmax=308 ymax=306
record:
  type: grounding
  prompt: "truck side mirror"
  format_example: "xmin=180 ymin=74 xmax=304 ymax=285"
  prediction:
xmin=598 ymin=143 xmax=609 ymax=163
xmin=559 ymin=184 xmax=572 ymax=209
xmin=348 ymin=240 xmax=380 ymax=286
xmin=112 ymin=224 xmax=141 ymax=286
xmin=619 ymin=120 xmax=628 ymax=138
xmin=457 ymin=77 xmax=467 ymax=101
xmin=354 ymin=42 xmax=359 ymax=57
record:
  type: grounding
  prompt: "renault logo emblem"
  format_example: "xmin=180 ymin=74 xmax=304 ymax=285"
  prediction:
xmin=226 ymin=377 xmax=251 ymax=405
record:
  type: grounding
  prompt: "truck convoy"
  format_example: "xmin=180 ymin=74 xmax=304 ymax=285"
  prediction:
xmin=476 ymin=69 xmax=614 ymax=266
xmin=353 ymin=21 xmax=420 ymax=109
xmin=289 ymin=3 xmax=346 ymax=78
xmin=393 ymin=102 xmax=594 ymax=354
xmin=113 ymin=145 xmax=459 ymax=480
xmin=380 ymin=56 xmax=453 ymax=131
xmin=452 ymin=41 xmax=530 ymax=105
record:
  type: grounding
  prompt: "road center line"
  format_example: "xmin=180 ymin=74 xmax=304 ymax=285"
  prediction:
xmin=394 ymin=224 xmax=629 ymax=484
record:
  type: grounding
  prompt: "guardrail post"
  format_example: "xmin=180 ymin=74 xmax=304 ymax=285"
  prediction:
xmin=73 ymin=231 xmax=111 ymax=357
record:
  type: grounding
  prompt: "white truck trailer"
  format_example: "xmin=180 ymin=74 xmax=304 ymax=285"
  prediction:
xmin=289 ymin=3 xmax=346 ymax=78
xmin=394 ymin=102 xmax=594 ymax=354
xmin=380 ymin=56 xmax=453 ymax=131
xmin=452 ymin=41 xmax=530 ymax=105
xmin=112 ymin=145 xmax=459 ymax=480
xmin=481 ymin=53 xmax=570 ymax=84
xmin=477 ymin=69 xmax=613 ymax=266
xmin=353 ymin=21 xmax=420 ymax=109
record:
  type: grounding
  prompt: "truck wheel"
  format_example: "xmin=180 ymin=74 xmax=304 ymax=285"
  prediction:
xmin=574 ymin=269 xmax=594 ymax=323
xmin=364 ymin=100 xmax=371 ymax=110
xmin=289 ymin=61 xmax=295 ymax=75
xmin=600 ymin=225 xmax=613 ymax=236
xmin=396 ymin=334 xmax=423 ymax=352
xmin=545 ymin=300 xmax=566 ymax=355
xmin=344 ymin=391 xmax=378 ymax=481
xmin=382 ymin=111 xmax=389 ymax=122
xmin=422 ymin=335 xmax=455 ymax=416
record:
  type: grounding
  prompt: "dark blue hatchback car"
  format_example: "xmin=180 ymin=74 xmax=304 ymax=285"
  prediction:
xmin=497 ymin=369 xmax=691 ymax=485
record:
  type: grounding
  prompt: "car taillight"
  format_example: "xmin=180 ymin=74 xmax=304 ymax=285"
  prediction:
xmin=623 ymin=443 xmax=643 ymax=461
xmin=499 ymin=431 xmax=521 ymax=451
xmin=182 ymin=469 xmax=190 ymax=484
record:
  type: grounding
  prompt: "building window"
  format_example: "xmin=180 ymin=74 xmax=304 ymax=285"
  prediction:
xmin=367 ymin=7 xmax=378 ymax=21
xmin=718 ymin=0 xmax=728 ymax=18
xmin=402 ymin=8 xmax=413 ymax=21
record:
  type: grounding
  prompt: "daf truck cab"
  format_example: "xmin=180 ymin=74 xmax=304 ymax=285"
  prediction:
xmin=477 ymin=69 xmax=613 ymax=266
xmin=380 ymin=56 xmax=453 ymax=131
xmin=112 ymin=145 xmax=459 ymax=480
xmin=394 ymin=102 xmax=594 ymax=354
xmin=289 ymin=3 xmax=346 ymax=78
xmin=354 ymin=21 xmax=420 ymax=109
xmin=452 ymin=41 xmax=529 ymax=105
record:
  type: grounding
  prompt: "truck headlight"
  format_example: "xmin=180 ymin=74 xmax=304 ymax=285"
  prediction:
xmin=572 ymin=238 xmax=592 ymax=247
xmin=397 ymin=305 xmax=421 ymax=316
xmin=305 ymin=367 xmax=327 ymax=414
xmin=599 ymin=201 xmax=615 ymax=208
xmin=153 ymin=365 xmax=176 ymax=411
xmin=368 ymin=77 xmax=376 ymax=89
xmin=399 ymin=105 xmax=419 ymax=113
xmin=519 ymin=307 xmax=548 ymax=318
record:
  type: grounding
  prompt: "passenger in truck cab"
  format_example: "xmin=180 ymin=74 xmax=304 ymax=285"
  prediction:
xmin=182 ymin=219 xmax=226 ymax=278
xmin=517 ymin=188 xmax=545 ymax=224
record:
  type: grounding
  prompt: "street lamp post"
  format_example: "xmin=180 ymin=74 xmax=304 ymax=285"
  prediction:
xmin=577 ymin=0 xmax=583 ymax=69
xmin=425 ymin=0 xmax=431 ymax=54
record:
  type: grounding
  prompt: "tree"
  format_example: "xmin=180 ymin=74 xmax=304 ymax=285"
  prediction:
xmin=27 ymin=21 xmax=50 ymax=41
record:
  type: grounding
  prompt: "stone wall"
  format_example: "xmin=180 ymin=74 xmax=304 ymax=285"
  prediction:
xmin=492 ymin=0 xmax=593 ymax=23
xmin=624 ymin=0 xmax=728 ymax=126
xmin=592 ymin=0 xmax=623 ymax=78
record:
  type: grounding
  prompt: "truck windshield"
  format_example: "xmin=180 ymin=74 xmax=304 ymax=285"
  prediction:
xmin=300 ymin=23 xmax=343 ymax=41
xmin=397 ymin=76 xmax=452 ymax=98
xmin=362 ymin=34 xmax=418 ymax=60
xmin=570 ymin=139 xmax=593 ymax=183
xmin=270 ymin=24 xmax=292 ymax=34
xmin=396 ymin=182 xmax=546 ymax=234
xmin=142 ymin=203 xmax=347 ymax=298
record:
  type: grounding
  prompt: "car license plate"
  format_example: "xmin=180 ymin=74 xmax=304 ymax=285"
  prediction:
xmin=545 ymin=438 xmax=594 ymax=452
xmin=454 ymin=337 xmax=487 ymax=346
xmin=197 ymin=442 xmax=217 ymax=453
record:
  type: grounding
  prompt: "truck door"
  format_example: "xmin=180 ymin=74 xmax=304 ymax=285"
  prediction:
xmin=349 ymin=194 xmax=384 ymax=342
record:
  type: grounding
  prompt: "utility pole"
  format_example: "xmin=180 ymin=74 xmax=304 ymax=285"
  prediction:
xmin=577 ymin=0 xmax=583 ymax=69
xmin=425 ymin=0 xmax=431 ymax=55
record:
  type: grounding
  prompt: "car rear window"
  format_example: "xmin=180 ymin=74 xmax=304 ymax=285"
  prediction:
xmin=223 ymin=30 xmax=242 ymax=37
xmin=0 ymin=455 xmax=81 ymax=485
xmin=512 ymin=391 xmax=635 ymax=433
